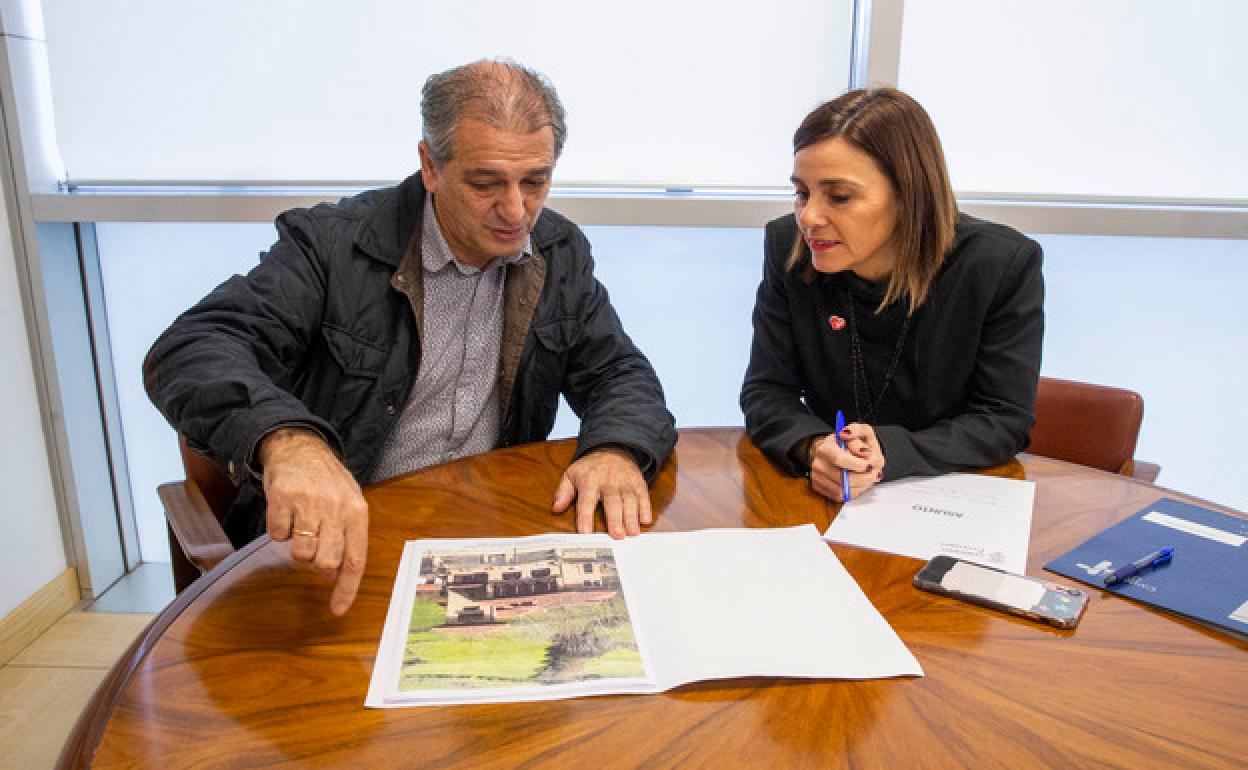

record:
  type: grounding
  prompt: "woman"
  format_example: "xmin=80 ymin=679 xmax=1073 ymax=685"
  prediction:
xmin=740 ymin=88 xmax=1043 ymax=501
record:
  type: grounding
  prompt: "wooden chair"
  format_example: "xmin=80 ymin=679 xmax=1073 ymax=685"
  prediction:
xmin=157 ymin=437 xmax=237 ymax=593
xmin=1029 ymin=376 xmax=1160 ymax=482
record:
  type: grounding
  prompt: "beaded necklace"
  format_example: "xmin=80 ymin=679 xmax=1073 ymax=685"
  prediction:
xmin=844 ymin=288 xmax=911 ymax=424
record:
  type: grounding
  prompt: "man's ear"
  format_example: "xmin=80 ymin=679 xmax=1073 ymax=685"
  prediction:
xmin=418 ymin=140 xmax=440 ymax=193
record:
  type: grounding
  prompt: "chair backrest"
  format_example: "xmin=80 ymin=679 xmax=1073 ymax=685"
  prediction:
xmin=179 ymin=436 xmax=236 ymax=523
xmin=163 ymin=437 xmax=239 ymax=593
xmin=1028 ymin=376 xmax=1144 ymax=474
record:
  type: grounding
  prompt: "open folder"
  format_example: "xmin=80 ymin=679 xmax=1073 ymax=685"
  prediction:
xmin=1045 ymin=497 xmax=1248 ymax=640
xmin=366 ymin=525 xmax=922 ymax=707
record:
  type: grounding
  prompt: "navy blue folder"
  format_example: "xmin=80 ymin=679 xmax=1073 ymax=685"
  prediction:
xmin=1045 ymin=497 xmax=1248 ymax=639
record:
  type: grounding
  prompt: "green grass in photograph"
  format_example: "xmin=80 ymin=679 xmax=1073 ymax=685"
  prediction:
xmin=601 ymin=622 xmax=641 ymax=645
xmin=580 ymin=645 xmax=644 ymax=679
xmin=399 ymin=593 xmax=645 ymax=691
xmin=409 ymin=596 xmax=445 ymax=630
xmin=401 ymin=629 xmax=549 ymax=689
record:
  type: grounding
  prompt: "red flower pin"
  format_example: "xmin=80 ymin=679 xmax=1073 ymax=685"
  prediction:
xmin=827 ymin=315 xmax=846 ymax=331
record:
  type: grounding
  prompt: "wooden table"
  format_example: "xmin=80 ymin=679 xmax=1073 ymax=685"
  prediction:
xmin=61 ymin=428 xmax=1247 ymax=768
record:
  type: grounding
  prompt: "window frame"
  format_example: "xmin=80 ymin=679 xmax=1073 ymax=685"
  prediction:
xmin=26 ymin=0 xmax=1248 ymax=237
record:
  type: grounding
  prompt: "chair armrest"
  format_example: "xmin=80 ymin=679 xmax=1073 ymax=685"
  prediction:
xmin=157 ymin=481 xmax=234 ymax=572
xmin=1128 ymin=460 xmax=1161 ymax=483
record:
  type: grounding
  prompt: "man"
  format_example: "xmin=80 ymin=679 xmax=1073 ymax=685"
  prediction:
xmin=144 ymin=60 xmax=676 ymax=616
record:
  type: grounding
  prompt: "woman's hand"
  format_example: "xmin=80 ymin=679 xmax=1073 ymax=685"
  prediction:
xmin=809 ymin=422 xmax=886 ymax=501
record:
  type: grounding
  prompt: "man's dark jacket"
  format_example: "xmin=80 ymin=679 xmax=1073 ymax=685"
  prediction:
xmin=144 ymin=172 xmax=676 ymax=545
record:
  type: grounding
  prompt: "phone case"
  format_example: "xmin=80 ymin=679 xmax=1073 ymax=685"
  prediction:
xmin=914 ymin=555 xmax=1089 ymax=629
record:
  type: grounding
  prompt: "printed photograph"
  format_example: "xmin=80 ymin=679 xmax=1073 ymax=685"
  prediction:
xmin=399 ymin=542 xmax=646 ymax=691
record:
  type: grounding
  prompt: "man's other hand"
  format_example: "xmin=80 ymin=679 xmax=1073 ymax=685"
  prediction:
xmin=551 ymin=446 xmax=651 ymax=539
xmin=259 ymin=427 xmax=368 ymax=616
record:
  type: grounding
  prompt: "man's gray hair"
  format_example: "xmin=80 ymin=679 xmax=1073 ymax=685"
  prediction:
xmin=421 ymin=59 xmax=567 ymax=166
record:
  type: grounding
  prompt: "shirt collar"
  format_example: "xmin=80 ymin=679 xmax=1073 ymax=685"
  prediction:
xmin=422 ymin=192 xmax=532 ymax=275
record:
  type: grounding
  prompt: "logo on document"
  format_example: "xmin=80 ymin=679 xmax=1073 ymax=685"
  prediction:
xmin=1075 ymin=560 xmax=1114 ymax=577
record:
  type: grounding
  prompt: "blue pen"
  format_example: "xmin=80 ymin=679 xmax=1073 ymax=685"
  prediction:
xmin=835 ymin=410 xmax=851 ymax=503
xmin=1103 ymin=547 xmax=1174 ymax=586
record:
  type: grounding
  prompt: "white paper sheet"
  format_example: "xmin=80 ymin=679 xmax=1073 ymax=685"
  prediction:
xmin=366 ymin=525 xmax=921 ymax=707
xmin=823 ymin=473 xmax=1035 ymax=574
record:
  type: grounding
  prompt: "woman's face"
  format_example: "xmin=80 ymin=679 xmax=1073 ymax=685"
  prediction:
xmin=791 ymin=137 xmax=899 ymax=280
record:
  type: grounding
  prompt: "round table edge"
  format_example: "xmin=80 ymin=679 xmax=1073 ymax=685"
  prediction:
xmin=54 ymin=535 xmax=271 ymax=770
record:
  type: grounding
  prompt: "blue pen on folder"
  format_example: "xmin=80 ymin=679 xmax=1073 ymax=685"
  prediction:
xmin=835 ymin=410 xmax=851 ymax=503
xmin=1103 ymin=547 xmax=1174 ymax=586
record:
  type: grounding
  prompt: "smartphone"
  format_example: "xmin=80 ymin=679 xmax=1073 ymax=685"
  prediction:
xmin=913 ymin=555 xmax=1089 ymax=629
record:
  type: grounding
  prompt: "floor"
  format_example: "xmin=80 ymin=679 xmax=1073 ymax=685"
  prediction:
xmin=82 ymin=562 xmax=176 ymax=614
xmin=0 ymin=564 xmax=173 ymax=769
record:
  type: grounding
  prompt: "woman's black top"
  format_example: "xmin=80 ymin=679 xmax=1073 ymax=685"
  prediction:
xmin=740 ymin=212 xmax=1044 ymax=480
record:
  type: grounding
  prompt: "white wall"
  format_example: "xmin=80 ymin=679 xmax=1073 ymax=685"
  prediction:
xmin=0 ymin=170 xmax=66 ymax=618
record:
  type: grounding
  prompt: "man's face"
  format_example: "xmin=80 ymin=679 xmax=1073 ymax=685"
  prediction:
xmin=419 ymin=118 xmax=556 ymax=269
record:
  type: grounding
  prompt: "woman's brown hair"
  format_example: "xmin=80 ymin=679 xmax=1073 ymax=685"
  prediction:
xmin=788 ymin=88 xmax=957 ymax=314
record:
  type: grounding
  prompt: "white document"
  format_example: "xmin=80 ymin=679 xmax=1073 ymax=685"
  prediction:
xmin=823 ymin=473 xmax=1035 ymax=574
xmin=366 ymin=525 xmax=921 ymax=708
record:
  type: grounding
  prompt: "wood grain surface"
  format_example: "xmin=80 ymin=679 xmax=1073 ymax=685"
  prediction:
xmin=63 ymin=429 xmax=1247 ymax=769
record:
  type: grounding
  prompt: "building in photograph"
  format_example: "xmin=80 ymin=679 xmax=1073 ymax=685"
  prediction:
xmin=429 ymin=548 xmax=618 ymax=624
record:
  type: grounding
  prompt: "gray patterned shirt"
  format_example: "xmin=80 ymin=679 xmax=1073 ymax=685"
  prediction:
xmin=370 ymin=195 xmax=532 ymax=482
